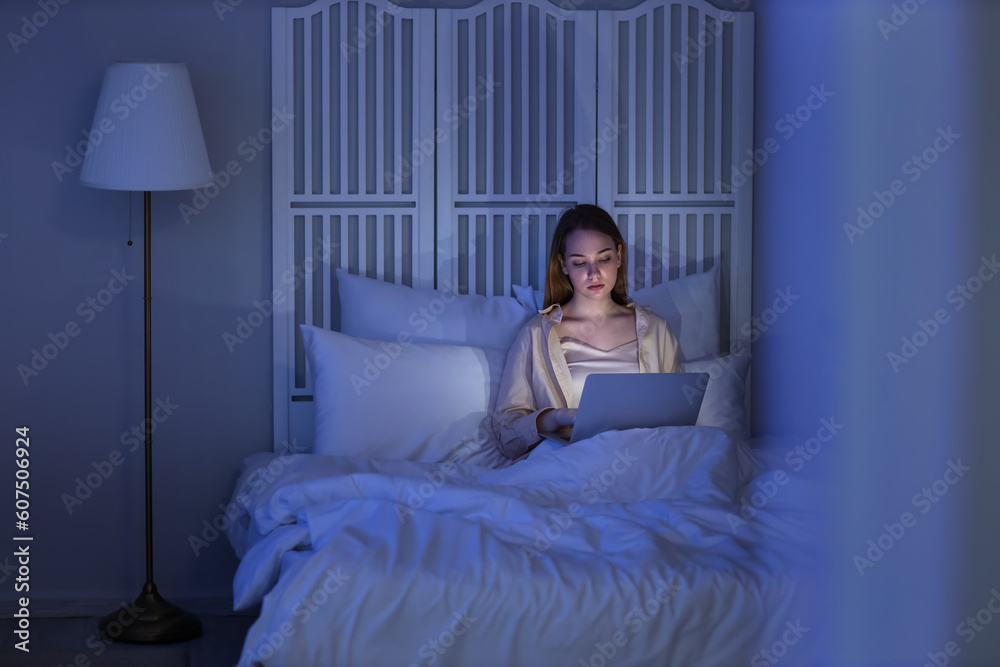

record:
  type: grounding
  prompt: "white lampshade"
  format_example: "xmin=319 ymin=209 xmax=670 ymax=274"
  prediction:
xmin=81 ymin=62 xmax=212 ymax=191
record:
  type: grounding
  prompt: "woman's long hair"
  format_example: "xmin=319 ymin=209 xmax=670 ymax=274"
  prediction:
xmin=543 ymin=204 xmax=630 ymax=309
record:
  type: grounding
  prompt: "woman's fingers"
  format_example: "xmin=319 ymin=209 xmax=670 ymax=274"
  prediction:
xmin=558 ymin=408 xmax=578 ymax=426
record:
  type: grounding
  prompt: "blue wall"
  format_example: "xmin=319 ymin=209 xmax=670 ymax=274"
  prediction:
xmin=0 ymin=0 xmax=309 ymax=607
xmin=1 ymin=0 xmax=998 ymax=664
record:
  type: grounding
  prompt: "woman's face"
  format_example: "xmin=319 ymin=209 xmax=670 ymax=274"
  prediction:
xmin=560 ymin=228 xmax=622 ymax=303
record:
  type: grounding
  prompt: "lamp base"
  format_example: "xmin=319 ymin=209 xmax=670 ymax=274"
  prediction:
xmin=98 ymin=583 xmax=202 ymax=644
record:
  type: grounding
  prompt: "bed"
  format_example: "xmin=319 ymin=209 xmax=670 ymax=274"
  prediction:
xmin=223 ymin=0 xmax=822 ymax=664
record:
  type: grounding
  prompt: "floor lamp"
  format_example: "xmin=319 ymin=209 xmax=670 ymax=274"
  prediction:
xmin=80 ymin=61 xmax=211 ymax=644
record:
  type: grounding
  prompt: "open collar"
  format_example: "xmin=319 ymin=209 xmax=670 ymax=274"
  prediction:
xmin=537 ymin=301 xmax=652 ymax=406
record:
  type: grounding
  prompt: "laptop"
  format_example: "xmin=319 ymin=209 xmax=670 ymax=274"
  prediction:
xmin=540 ymin=372 xmax=708 ymax=445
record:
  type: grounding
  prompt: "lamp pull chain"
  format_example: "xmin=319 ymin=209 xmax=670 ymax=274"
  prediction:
xmin=127 ymin=191 xmax=133 ymax=246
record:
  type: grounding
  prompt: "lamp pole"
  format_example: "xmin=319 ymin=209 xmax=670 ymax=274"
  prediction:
xmin=97 ymin=191 xmax=201 ymax=643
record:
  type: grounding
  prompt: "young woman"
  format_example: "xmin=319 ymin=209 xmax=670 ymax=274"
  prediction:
xmin=494 ymin=204 xmax=682 ymax=460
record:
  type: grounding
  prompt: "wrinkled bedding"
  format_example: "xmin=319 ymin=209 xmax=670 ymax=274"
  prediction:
xmin=226 ymin=427 xmax=819 ymax=667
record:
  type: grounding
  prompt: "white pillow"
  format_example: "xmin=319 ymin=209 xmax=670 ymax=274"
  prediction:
xmin=632 ymin=264 xmax=721 ymax=362
xmin=337 ymin=268 xmax=535 ymax=350
xmin=511 ymin=283 xmax=540 ymax=313
xmin=301 ymin=325 xmax=510 ymax=468
xmin=682 ymin=353 xmax=751 ymax=440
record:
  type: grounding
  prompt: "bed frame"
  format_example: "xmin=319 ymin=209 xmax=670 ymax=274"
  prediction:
xmin=271 ymin=0 xmax=754 ymax=451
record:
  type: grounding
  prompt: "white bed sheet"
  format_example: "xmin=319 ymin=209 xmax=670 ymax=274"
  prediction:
xmin=226 ymin=426 xmax=820 ymax=667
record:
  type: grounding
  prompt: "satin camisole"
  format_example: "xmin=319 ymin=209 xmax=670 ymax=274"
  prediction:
xmin=559 ymin=336 xmax=640 ymax=408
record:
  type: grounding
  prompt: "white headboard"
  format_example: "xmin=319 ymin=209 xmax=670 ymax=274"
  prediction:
xmin=272 ymin=0 xmax=754 ymax=451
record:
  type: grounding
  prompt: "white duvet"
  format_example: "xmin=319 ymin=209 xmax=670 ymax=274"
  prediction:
xmin=226 ymin=427 xmax=819 ymax=667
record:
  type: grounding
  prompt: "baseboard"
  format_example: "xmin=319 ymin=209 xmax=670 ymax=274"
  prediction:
xmin=0 ymin=596 xmax=258 ymax=619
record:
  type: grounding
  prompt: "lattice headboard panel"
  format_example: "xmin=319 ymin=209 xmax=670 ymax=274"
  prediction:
xmin=598 ymin=0 xmax=754 ymax=356
xmin=272 ymin=0 xmax=436 ymax=448
xmin=272 ymin=0 xmax=754 ymax=451
xmin=435 ymin=1 xmax=598 ymax=295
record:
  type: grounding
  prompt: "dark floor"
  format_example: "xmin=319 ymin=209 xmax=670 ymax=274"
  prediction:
xmin=0 ymin=614 xmax=256 ymax=666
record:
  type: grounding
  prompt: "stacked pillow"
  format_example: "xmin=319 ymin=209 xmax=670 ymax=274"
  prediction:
xmin=631 ymin=265 xmax=721 ymax=363
xmin=301 ymin=325 xmax=512 ymax=467
xmin=682 ymin=353 xmax=752 ymax=441
xmin=338 ymin=269 xmax=532 ymax=350
xmin=634 ymin=265 xmax=751 ymax=440
xmin=301 ymin=269 xmax=536 ymax=468
xmin=302 ymin=265 xmax=751 ymax=467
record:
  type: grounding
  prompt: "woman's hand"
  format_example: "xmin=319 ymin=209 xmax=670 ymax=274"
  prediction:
xmin=537 ymin=408 xmax=577 ymax=434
